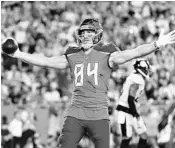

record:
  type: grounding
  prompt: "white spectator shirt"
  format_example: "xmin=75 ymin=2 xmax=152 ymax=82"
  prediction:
xmin=8 ymin=119 xmax=23 ymax=137
xmin=43 ymin=90 xmax=61 ymax=102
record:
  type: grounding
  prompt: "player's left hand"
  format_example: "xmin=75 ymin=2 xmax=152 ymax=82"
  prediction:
xmin=156 ymin=29 xmax=175 ymax=48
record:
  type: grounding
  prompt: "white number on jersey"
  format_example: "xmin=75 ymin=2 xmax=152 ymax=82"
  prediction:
xmin=74 ymin=62 xmax=99 ymax=86
xmin=74 ymin=64 xmax=84 ymax=86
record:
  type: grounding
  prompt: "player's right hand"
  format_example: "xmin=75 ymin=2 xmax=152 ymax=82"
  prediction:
xmin=1 ymin=37 xmax=20 ymax=58
xmin=9 ymin=48 xmax=21 ymax=58
xmin=2 ymin=47 xmax=21 ymax=58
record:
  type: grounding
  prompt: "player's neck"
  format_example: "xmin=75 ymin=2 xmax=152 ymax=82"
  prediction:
xmin=83 ymin=47 xmax=93 ymax=55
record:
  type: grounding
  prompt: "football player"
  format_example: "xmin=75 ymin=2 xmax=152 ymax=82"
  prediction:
xmin=2 ymin=18 xmax=175 ymax=148
xmin=117 ymin=59 xmax=151 ymax=148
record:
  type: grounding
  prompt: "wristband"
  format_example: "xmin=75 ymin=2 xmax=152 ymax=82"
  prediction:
xmin=154 ymin=41 xmax=160 ymax=50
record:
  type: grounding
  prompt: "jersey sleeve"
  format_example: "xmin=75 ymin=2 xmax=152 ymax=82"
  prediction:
xmin=106 ymin=43 xmax=121 ymax=53
xmin=94 ymin=42 xmax=121 ymax=53
xmin=64 ymin=46 xmax=80 ymax=56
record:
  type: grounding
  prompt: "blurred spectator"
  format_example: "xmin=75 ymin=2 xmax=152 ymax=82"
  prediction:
xmin=20 ymin=107 xmax=38 ymax=148
xmin=6 ymin=64 xmax=21 ymax=81
xmin=42 ymin=81 xmax=63 ymax=140
xmin=8 ymin=111 xmax=23 ymax=148
xmin=157 ymin=103 xmax=175 ymax=148
xmin=8 ymin=82 xmax=23 ymax=104
xmin=1 ymin=116 xmax=13 ymax=148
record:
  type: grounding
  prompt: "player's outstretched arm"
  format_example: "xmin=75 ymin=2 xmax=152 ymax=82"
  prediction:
xmin=109 ymin=30 xmax=175 ymax=65
xmin=2 ymin=40 xmax=68 ymax=70
xmin=14 ymin=49 xmax=68 ymax=69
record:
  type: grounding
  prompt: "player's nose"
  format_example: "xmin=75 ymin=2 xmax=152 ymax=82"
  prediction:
xmin=83 ymin=31 xmax=89 ymax=36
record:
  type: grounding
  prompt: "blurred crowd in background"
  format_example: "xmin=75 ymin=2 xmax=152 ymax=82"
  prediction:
xmin=1 ymin=1 xmax=175 ymax=148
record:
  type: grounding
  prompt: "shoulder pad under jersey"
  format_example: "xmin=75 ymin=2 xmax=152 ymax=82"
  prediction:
xmin=64 ymin=46 xmax=81 ymax=55
xmin=94 ymin=42 xmax=120 ymax=53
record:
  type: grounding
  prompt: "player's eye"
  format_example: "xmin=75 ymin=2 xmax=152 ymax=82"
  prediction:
xmin=81 ymin=30 xmax=95 ymax=35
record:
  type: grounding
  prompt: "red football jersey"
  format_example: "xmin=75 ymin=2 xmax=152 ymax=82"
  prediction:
xmin=64 ymin=42 xmax=120 ymax=110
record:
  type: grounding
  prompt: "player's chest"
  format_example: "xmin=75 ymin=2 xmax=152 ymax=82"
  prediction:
xmin=68 ymin=50 xmax=109 ymax=82
xmin=69 ymin=50 xmax=108 ymax=69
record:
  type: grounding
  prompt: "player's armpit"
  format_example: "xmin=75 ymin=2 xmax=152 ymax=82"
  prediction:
xmin=108 ymin=50 xmax=122 ymax=66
